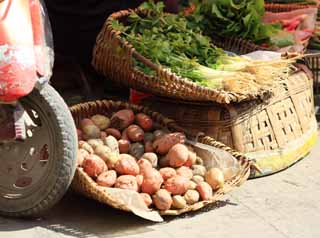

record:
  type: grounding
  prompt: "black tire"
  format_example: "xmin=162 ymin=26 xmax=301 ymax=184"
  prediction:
xmin=0 ymin=84 xmax=77 ymax=217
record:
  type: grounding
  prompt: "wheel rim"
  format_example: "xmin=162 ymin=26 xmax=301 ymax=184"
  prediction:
xmin=0 ymin=98 xmax=56 ymax=203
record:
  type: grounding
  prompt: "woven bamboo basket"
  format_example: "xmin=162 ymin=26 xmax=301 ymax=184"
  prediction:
xmin=69 ymin=100 xmax=252 ymax=219
xmin=92 ymin=9 xmax=271 ymax=104
xmin=141 ymin=71 xmax=318 ymax=178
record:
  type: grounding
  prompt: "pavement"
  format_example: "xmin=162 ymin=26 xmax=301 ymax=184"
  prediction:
xmin=0 ymin=135 xmax=319 ymax=238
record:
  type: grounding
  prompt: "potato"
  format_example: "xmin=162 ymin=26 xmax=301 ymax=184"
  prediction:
xmin=184 ymin=151 xmax=197 ymax=167
xmin=159 ymin=155 xmax=170 ymax=168
xmin=135 ymin=113 xmax=153 ymax=131
xmin=188 ymin=181 xmax=197 ymax=190
xmin=129 ymin=143 xmax=145 ymax=159
xmin=176 ymin=166 xmax=193 ymax=179
xmin=192 ymin=175 xmax=204 ymax=184
xmin=137 ymin=159 xmax=153 ymax=175
xmin=77 ymin=149 xmax=89 ymax=167
xmin=196 ymin=182 xmax=213 ymax=201
xmin=172 ymin=195 xmax=187 ymax=209
xmin=78 ymin=140 xmax=94 ymax=154
xmin=192 ymin=165 xmax=207 ymax=177
xmin=100 ymin=131 xmax=107 ymax=140
xmin=141 ymin=168 xmax=164 ymax=195
xmin=110 ymin=109 xmax=135 ymax=130
xmin=136 ymin=174 xmax=144 ymax=188
xmin=127 ymin=125 xmax=144 ymax=142
xmin=153 ymin=130 xmax=166 ymax=140
xmin=205 ymin=168 xmax=224 ymax=190
xmin=80 ymin=118 xmax=94 ymax=128
xmin=104 ymin=135 xmax=120 ymax=154
xmin=121 ymin=128 xmax=130 ymax=141
xmin=115 ymin=175 xmax=138 ymax=192
xmin=82 ymin=124 xmax=101 ymax=140
xmin=141 ymin=153 xmax=158 ymax=168
xmin=144 ymin=132 xmax=154 ymax=142
xmin=77 ymin=129 xmax=83 ymax=140
xmin=87 ymin=139 xmax=104 ymax=150
xmin=115 ymin=154 xmax=140 ymax=176
xmin=105 ymin=128 xmax=121 ymax=140
xmin=153 ymin=189 xmax=172 ymax=211
xmin=159 ymin=167 xmax=177 ymax=181
xmin=153 ymin=133 xmax=186 ymax=155
xmin=91 ymin=114 xmax=110 ymax=130
xmin=164 ymin=176 xmax=190 ymax=195
xmin=94 ymin=144 xmax=119 ymax=168
xmin=140 ymin=193 xmax=152 ymax=207
xmin=184 ymin=190 xmax=200 ymax=205
xmin=97 ymin=170 xmax=117 ymax=187
xmin=82 ymin=154 xmax=107 ymax=177
xmin=168 ymin=144 xmax=189 ymax=168
xmin=118 ymin=139 xmax=130 ymax=154
xmin=196 ymin=156 xmax=204 ymax=165
xmin=144 ymin=141 xmax=154 ymax=153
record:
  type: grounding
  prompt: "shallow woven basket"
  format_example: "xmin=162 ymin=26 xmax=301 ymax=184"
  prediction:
xmin=69 ymin=100 xmax=251 ymax=217
xmin=92 ymin=9 xmax=271 ymax=104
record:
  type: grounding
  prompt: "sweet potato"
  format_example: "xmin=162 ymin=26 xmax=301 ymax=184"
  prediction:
xmin=77 ymin=149 xmax=89 ymax=167
xmin=192 ymin=175 xmax=204 ymax=184
xmin=140 ymin=193 xmax=152 ymax=207
xmin=159 ymin=155 xmax=170 ymax=168
xmin=168 ymin=144 xmax=189 ymax=168
xmin=91 ymin=114 xmax=110 ymax=130
xmin=144 ymin=132 xmax=154 ymax=142
xmin=184 ymin=190 xmax=200 ymax=205
xmin=164 ymin=176 xmax=190 ymax=195
xmin=159 ymin=167 xmax=177 ymax=181
xmin=172 ymin=195 xmax=187 ymax=209
xmin=97 ymin=170 xmax=117 ymax=187
xmin=135 ymin=113 xmax=153 ymax=131
xmin=110 ymin=109 xmax=135 ymax=130
xmin=176 ymin=166 xmax=193 ymax=179
xmin=129 ymin=143 xmax=145 ymax=159
xmin=77 ymin=129 xmax=83 ymax=140
xmin=137 ymin=159 xmax=153 ymax=175
xmin=141 ymin=153 xmax=158 ymax=168
xmin=82 ymin=154 xmax=107 ymax=177
xmin=105 ymin=128 xmax=121 ymax=140
xmin=115 ymin=175 xmax=138 ymax=192
xmin=184 ymin=151 xmax=197 ymax=167
xmin=104 ymin=135 xmax=120 ymax=154
xmin=78 ymin=140 xmax=94 ymax=154
xmin=136 ymin=174 xmax=144 ymax=188
xmin=196 ymin=182 xmax=213 ymax=201
xmin=153 ymin=133 xmax=186 ymax=155
xmin=153 ymin=130 xmax=167 ymax=140
xmin=188 ymin=181 xmax=197 ymax=190
xmin=118 ymin=139 xmax=130 ymax=154
xmin=205 ymin=168 xmax=224 ymax=190
xmin=153 ymin=189 xmax=172 ymax=211
xmin=87 ymin=139 xmax=104 ymax=150
xmin=141 ymin=168 xmax=164 ymax=195
xmin=127 ymin=125 xmax=144 ymax=142
xmin=114 ymin=154 xmax=139 ymax=176
xmin=144 ymin=141 xmax=154 ymax=153
xmin=192 ymin=165 xmax=207 ymax=177
xmin=94 ymin=144 xmax=119 ymax=168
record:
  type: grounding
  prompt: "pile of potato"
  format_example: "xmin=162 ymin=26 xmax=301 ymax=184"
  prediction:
xmin=77 ymin=109 xmax=225 ymax=211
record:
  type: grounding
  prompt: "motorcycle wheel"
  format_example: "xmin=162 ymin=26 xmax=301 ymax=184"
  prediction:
xmin=0 ymin=84 xmax=77 ymax=217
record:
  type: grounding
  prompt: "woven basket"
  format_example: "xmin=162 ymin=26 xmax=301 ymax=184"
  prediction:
xmin=141 ymin=71 xmax=318 ymax=178
xmin=92 ymin=9 xmax=271 ymax=104
xmin=69 ymin=100 xmax=252 ymax=218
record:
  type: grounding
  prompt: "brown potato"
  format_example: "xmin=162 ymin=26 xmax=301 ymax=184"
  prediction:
xmin=118 ymin=139 xmax=130 ymax=154
xmin=196 ymin=182 xmax=213 ymax=201
xmin=153 ymin=133 xmax=186 ymax=155
xmin=141 ymin=168 xmax=164 ymax=195
xmin=144 ymin=132 xmax=154 ymax=142
xmin=82 ymin=124 xmax=101 ymax=140
xmin=115 ymin=175 xmax=138 ymax=191
xmin=144 ymin=141 xmax=154 ymax=153
xmin=82 ymin=154 xmax=107 ymax=177
xmin=114 ymin=154 xmax=140 ymax=176
xmin=127 ymin=125 xmax=144 ymax=142
xmin=164 ymin=176 xmax=190 ymax=195
xmin=97 ymin=170 xmax=117 ymax=187
xmin=105 ymin=128 xmax=121 ymax=140
xmin=153 ymin=189 xmax=172 ymax=211
xmin=153 ymin=130 xmax=166 ymax=140
xmin=80 ymin=118 xmax=94 ymax=129
xmin=168 ymin=144 xmax=189 ymax=168
xmin=91 ymin=114 xmax=110 ymax=130
xmin=110 ymin=109 xmax=135 ymax=130
xmin=135 ymin=113 xmax=153 ymax=131
xmin=100 ymin=131 xmax=107 ymax=140
xmin=184 ymin=190 xmax=200 ymax=205
xmin=172 ymin=195 xmax=187 ymax=209
xmin=141 ymin=153 xmax=158 ymax=168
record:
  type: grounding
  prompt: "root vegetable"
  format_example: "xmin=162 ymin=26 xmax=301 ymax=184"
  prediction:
xmin=153 ymin=189 xmax=172 ymax=211
xmin=100 ymin=131 xmax=107 ymax=140
xmin=172 ymin=195 xmax=187 ymax=209
xmin=91 ymin=114 xmax=110 ymax=130
xmin=82 ymin=124 xmax=100 ymax=140
xmin=153 ymin=130 xmax=166 ymax=140
xmin=105 ymin=128 xmax=121 ymax=140
xmin=121 ymin=128 xmax=130 ymax=141
xmin=115 ymin=175 xmax=138 ymax=192
xmin=140 ymin=193 xmax=152 ymax=207
xmin=159 ymin=167 xmax=177 ymax=181
xmin=192 ymin=165 xmax=207 ymax=177
xmin=137 ymin=159 xmax=153 ymax=175
xmin=77 ymin=149 xmax=89 ymax=167
xmin=196 ymin=182 xmax=213 ymax=201
xmin=159 ymin=155 xmax=170 ymax=168
xmin=205 ymin=168 xmax=224 ymax=190
xmin=168 ymin=144 xmax=189 ymax=168
xmin=79 ymin=141 xmax=94 ymax=154
xmin=95 ymin=144 xmax=119 ymax=168
xmin=82 ymin=154 xmax=107 ymax=177
xmin=144 ymin=141 xmax=154 ymax=153
xmin=110 ymin=109 xmax=135 ymax=130
xmin=135 ymin=113 xmax=153 ymax=131
xmin=80 ymin=118 xmax=94 ymax=128
xmin=104 ymin=135 xmax=119 ymax=154
xmin=188 ymin=181 xmax=197 ymax=190
xmin=141 ymin=153 xmax=158 ymax=168
xmin=144 ymin=132 xmax=154 ymax=142
xmin=87 ymin=139 xmax=104 ymax=150
xmin=184 ymin=190 xmax=200 ymax=205
xmin=176 ymin=166 xmax=193 ymax=179
xmin=153 ymin=133 xmax=186 ymax=155
xmin=136 ymin=175 xmax=144 ymax=188
xmin=184 ymin=151 xmax=197 ymax=167
xmin=97 ymin=170 xmax=117 ymax=187
xmin=129 ymin=143 xmax=145 ymax=159
xmin=196 ymin=156 xmax=204 ymax=165
xmin=164 ymin=176 xmax=190 ymax=195
xmin=77 ymin=129 xmax=83 ymax=140
xmin=127 ymin=125 xmax=144 ymax=142
xmin=118 ymin=139 xmax=130 ymax=154
xmin=141 ymin=168 xmax=163 ymax=195
xmin=115 ymin=154 xmax=140 ymax=176
xmin=192 ymin=175 xmax=204 ymax=184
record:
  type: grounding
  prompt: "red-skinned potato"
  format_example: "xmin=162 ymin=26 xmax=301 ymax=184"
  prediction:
xmin=105 ymin=128 xmax=121 ymax=140
xmin=159 ymin=155 xmax=170 ymax=168
xmin=77 ymin=149 xmax=89 ymax=167
xmin=100 ymin=131 xmax=107 ymax=140
xmin=121 ymin=128 xmax=130 ymax=141
xmin=80 ymin=118 xmax=94 ymax=129
xmin=82 ymin=154 xmax=107 ymax=177
xmin=127 ymin=125 xmax=144 ymax=142
xmin=115 ymin=175 xmax=138 ymax=192
xmin=144 ymin=132 xmax=154 ymax=142
xmin=153 ymin=133 xmax=186 ymax=155
xmin=140 ymin=193 xmax=153 ymax=207
xmin=196 ymin=182 xmax=213 ymax=201
xmin=87 ymin=139 xmax=104 ymax=150
xmin=168 ymin=144 xmax=189 ymax=168
xmin=135 ymin=113 xmax=153 ymax=131
xmin=184 ymin=151 xmax=197 ymax=167
xmin=118 ymin=139 xmax=130 ymax=154
xmin=114 ymin=154 xmax=140 ymax=176
xmin=97 ymin=170 xmax=117 ymax=187
xmin=110 ymin=109 xmax=135 ymax=130
xmin=153 ymin=189 xmax=172 ymax=211
xmin=153 ymin=130 xmax=166 ymax=140
xmin=91 ymin=114 xmax=110 ymax=130
xmin=164 ymin=175 xmax=189 ymax=195
xmin=176 ymin=166 xmax=193 ymax=179
xmin=144 ymin=141 xmax=154 ymax=153
xmin=159 ymin=167 xmax=177 ymax=181
xmin=77 ymin=129 xmax=83 ymax=140
xmin=141 ymin=168 xmax=164 ymax=195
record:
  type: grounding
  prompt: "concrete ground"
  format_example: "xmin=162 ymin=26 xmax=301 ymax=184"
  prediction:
xmin=0 ymin=136 xmax=319 ymax=238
